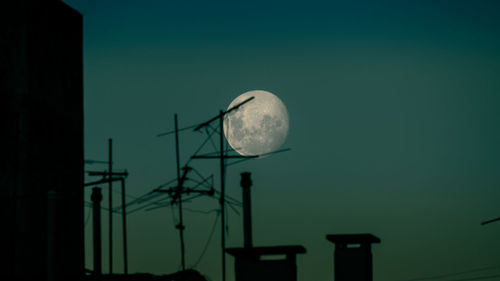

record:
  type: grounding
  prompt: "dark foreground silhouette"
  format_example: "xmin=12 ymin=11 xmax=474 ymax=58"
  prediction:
xmin=85 ymin=270 xmax=208 ymax=281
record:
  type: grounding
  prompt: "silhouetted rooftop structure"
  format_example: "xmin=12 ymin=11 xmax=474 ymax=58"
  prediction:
xmin=226 ymin=245 xmax=306 ymax=281
xmin=2 ymin=1 xmax=83 ymax=280
xmin=326 ymin=234 xmax=381 ymax=245
xmin=326 ymin=233 xmax=381 ymax=281
xmin=224 ymin=173 xmax=306 ymax=281
xmin=226 ymin=245 xmax=306 ymax=256
xmin=84 ymin=270 xmax=208 ymax=281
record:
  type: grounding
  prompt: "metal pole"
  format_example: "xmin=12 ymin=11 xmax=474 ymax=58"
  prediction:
xmin=240 ymin=173 xmax=253 ymax=248
xmin=120 ymin=179 xmax=128 ymax=274
xmin=219 ymin=110 xmax=226 ymax=281
xmin=91 ymin=187 xmax=103 ymax=278
xmin=47 ymin=190 xmax=57 ymax=281
xmin=108 ymin=138 xmax=113 ymax=274
xmin=175 ymin=114 xmax=186 ymax=271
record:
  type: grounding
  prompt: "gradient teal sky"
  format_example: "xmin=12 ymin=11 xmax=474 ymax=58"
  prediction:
xmin=64 ymin=0 xmax=500 ymax=280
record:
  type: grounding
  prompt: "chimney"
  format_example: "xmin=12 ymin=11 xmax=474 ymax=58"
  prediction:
xmin=240 ymin=172 xmax=253 ymax=248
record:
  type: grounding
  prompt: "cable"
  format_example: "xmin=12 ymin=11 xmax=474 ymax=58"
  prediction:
xmin=83 ymin=207 xmax=92 ymax=228
xmin=450 ymin=274 xmax=500 ymax=281
xmin=183 ymin=208 xmax=220 ymax=215
xmin=122 ymin=178 xmax=177 ymax=210
xmin=190 ymin=211 xmax=220 ymax=269
xmin=184 ymin=125 xmax=218 ymax=167
xmin=191 ymin=168 xmax=207 ymax=182
xmin=186 ymin=176 xmax=213 ymax=190
xmin=395 ymin=265 xmax=500 ymax=281
xmin=226 ymin=201 xmax=241 ymax=216
xmin=213 ymin=190 xmax=242 ymax=206
xmin=126 ymin=194 xmax=169 ymax=214
xmin=206 ymin=126 xmax=218 ymax=153
xmin=111 ymin=188 xmax=140 ymax=200
xmin=84 ymin=201 xmax=121 ymax=214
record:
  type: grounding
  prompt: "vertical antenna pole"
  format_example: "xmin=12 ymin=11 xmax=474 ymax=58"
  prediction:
xmin=219 ymin=110 xmax=226 ymax=281
xmin=240 ymin=173 xmax=253 ymax=248
xmin=91 ymin=187 xmax=103 ymax=278
xmin=108 ymin=138 xmax=113 ymax=274
xmin=175 ymin=114 xmax=186 ymax=271
xmin=121 ymin=179 xmax=128 ymax=275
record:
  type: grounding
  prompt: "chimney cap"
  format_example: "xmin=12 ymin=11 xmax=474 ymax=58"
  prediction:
xmin=326 ymin=234 xmax=381 ymax=245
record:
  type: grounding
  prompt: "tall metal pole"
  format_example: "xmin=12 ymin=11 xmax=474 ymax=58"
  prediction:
xmin=120 ymin=179 xmax=128 ymax=274
xmin=175 ymin=114 xmax=186 ymax=271
xmin=108 ymin=138 xmax=113 ymax=274
xmin=219 ymin=110 xmax=226 ymax=281
xmin=189 ymin=101 xmax=256 ymax=281
xmin=47 ymin=190 xmax=57 ymax=281
xmin=91 ymin=187 xmax=103 ymax=278
xmin=240 ymin=173 xmax=253 ymax=248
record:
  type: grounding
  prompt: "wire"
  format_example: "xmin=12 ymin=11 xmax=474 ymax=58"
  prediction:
xmin=186 ymin=176 xmax=213 ymax=190
xmin=206 ymin=126 xmax=219 ymax=153
xmin=182 ymin=194 xmax=204 ymax=203
xmin=183 ymin=208 xmax=220 ymax=215
xmin=191 ymin=168 xmax=207 ymax=182
xmin=123 ymin=192 xmax=157 ymax=208
xmin=156 ymin=123 xmax=198 ymax=137
xmin=83 ymin=207 xmax=92 ymax=228
xmin=225 ymin=201 xmax=241 ymax=216
xmin=190 ymin=211 xmax=220 ymax=269
xmin=213 ymin=190 xmax=242 ymax=206
xmin=225 ymin=157 xmax=252 ymax=167
xmin=450 ymin=274 xmax=500 ymax=281
xmin=83 ymin=201 xmax=121 ymax=214
xmin=157 ymin=179 xmax=177 ymax=189
xmin=126 ymin=193 xmax=169 ymax=214
xmin=481 ymin=217 xmax=500 ymax=225
xmin=111 ymin=189 xmax=141 ymax=200
xmin=142 ymin=193 xmax=205 ymax=212
xmin=395 ymin=265 xmax=500 ymax=281
xmin=184 ymin=126 xmax=218 ymax=167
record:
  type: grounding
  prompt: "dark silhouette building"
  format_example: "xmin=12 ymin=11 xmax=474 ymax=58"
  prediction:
xmin=226 ymin=173 xmax=306 ymax=281
xmin=226 ymin=245 xmax=306 ymax=281
xmin=1 ymin=1 xmax=83 ymax=280
xmin=326 ymin=234 xmax=381 ymax=281
xmin=97 ymin=269 xmax=208 ymax=281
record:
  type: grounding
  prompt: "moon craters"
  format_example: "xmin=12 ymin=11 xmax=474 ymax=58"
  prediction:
xmin=224 ymin=90 xmax=289 ymax=156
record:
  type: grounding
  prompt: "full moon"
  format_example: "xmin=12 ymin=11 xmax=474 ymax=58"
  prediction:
xmin=223 ymin=90 xmax=289 ymax=156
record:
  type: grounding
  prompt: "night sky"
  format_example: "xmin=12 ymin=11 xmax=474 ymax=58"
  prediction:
xmin=63 ymin=0 xmax=500 ymax=280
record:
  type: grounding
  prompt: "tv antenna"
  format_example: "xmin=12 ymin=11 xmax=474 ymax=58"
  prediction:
xmin=481 ymin=216 xmax=500 ymax=225
xmin=156 ymin=95 xmax=290 ymax=281
xmin=156 ymin=114 xmax=216 ymax=271
xmin=84 ymin=138 xmax=129 ymax=275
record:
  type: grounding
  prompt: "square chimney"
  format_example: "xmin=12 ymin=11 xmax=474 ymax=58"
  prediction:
xmin=326 ymin=234 xmax=381 ymax=281
xmin=226 ymin=245 xmax=306 ymax=281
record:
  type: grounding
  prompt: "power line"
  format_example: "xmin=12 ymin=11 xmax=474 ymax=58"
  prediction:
xmin=190 ymin=211 xmax=220 ymax=269
xmin=111 ymin=189 xmax=140 ymax=200
xmin=83 ymin=207 xmax=92 ymax=228
xmin=184 ymin=207 xmax=220 ymax=215
xmin=395 ymin=265 xmax=500 ymax=281
xmin=450 ymin=274 xmax=500 ymax=281
xmin=84 ymin=201 xmax=121 ymax=214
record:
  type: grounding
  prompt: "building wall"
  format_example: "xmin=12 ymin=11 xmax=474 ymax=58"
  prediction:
xmin=1 ymin=1 xmax=83 ymax=280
